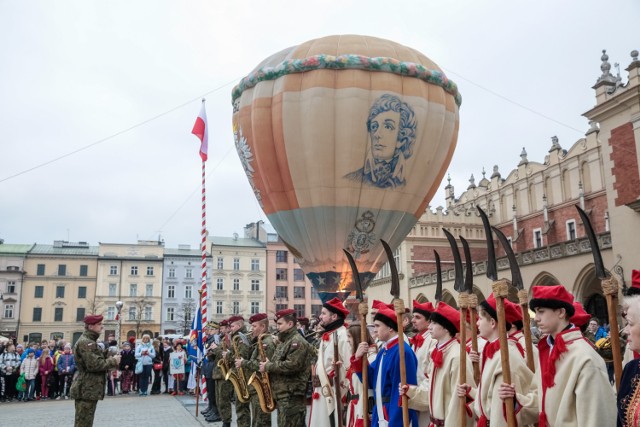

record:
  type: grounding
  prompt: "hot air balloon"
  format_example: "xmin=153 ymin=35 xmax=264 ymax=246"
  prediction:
xmin=232 ymin=35 xmax=460 ymax=301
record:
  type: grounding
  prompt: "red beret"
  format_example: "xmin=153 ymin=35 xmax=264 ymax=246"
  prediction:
xmin=374 ymin=307 xmax=398 ymax=331
xmin=228 ymin=315 xmax=244 ymax=324
xmin=83 ymin=314 xmax=103 ymax=325
xmin=128 ymin=336 xmax=136 ymax=343
xmin=275 ymin=308 xmax=296 ymax=321
xmin=571 ymin=302 xmax=592 ymax=327
xmin=249 ymin=313 xmax=268 ymax=323
xmin=430 ymin=302 xmax=460 ymax=335
xmin=372 ymin=299 xmax=393 ymax=311
xmin=220 ymin=319 xmax=229 ymax=327
xmin=412 ymin=300 xmax=435 ymax=317
xmin=297 ymin=317 xmax=309 ymax=325
xmin=480 ymin=295 xmax=522 ymax=325
xmin=529 ymin=285 xmax=575 ymax=317
xmin=632 ymin=270 xmax=640 ymax=289
xmin=323 ymin=297 xmax=349 ymax=318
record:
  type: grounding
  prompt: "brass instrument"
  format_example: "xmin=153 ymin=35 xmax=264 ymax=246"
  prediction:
xmin=248 ymin=333 xmax=276 ymax=413
xmin=225 ymin=334 xmax=250 ymax=403
xmin=216 ymin=335 xmax=230 ymax=378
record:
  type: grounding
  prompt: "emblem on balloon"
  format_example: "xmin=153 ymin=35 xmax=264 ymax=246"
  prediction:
xmin=346 ymin=211 xmax=377 ymax=258
xmin=233 ymin=124 xmax=262 ymax=208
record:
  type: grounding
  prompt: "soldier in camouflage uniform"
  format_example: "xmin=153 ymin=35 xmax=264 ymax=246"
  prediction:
xmin=261 ymin=309 xmax=313 ymax=427
xmin=236 ymin=313 xmax=276 ymax=427
xmin=212 ymin=319 xmax=233 ymax=427
xmin=70 ymin=315 xmax=121 ymax=427
xmin=224 ymin=315 xmax=251 ymax=427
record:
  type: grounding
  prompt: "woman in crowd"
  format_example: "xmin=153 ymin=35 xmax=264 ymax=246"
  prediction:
xmin=151 ymin=338 xmax=163 ymax=395
xmin=56 ymin=343 xmax=75 ymax=399
xmin=119 ymin=341 xmax=136 ymax=394
xmin=134 ymin=334 xmax=156 ymax=396
xmin=0 ymin=343 xmax=21 ymax=402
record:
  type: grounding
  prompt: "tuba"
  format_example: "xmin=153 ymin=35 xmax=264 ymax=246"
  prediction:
xmin=226 ymin=334 xmax=251 ymax=403
xmin=247 ymin=333 xmax=276 ymax=413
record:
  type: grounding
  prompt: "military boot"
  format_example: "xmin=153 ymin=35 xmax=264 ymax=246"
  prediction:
xmin=206 ymin=413 xmax=221 ymax=422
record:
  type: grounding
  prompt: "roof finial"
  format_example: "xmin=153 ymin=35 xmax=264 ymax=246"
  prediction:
xmin=482 ymin=167 xmax=486 ymax=178
xmin=519 ymin=147 xmax=528 ymax=166
xmin=490 ymin=164 xmax=501 ymax=179
xmin=468 ymin=173 xmax=476 ymax=190
xmin=632 ymin=50 xmax=639 ymax=62
xmin=601 ymin=49 xmax=612 ymax=76
xmin=549 ymin=135 xmax=562 ymax=152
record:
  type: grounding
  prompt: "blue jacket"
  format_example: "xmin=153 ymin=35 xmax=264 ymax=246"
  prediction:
xmin=135 ymin=342 xmax=156 ymax=365
xmin=57 ymin=353 xmax=76 ymax=374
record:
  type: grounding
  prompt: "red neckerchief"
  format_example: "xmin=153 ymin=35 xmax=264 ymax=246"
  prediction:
xmin=537 ymin=327 xmax=581 ymax=426
xmin=482 ymin=338 xmax=500 ymax=364
xmin=385 ymin=335 xmax=399 ymax=351
xmin=431 ymin=337 xmax=455 ymax=369
xmin=634 ymin=350 xmax=640 ymax=359
xmin=507 ymin=336 xmax=525 ymax=358
xmin=411 ymin=333 xmax=425 ymax=349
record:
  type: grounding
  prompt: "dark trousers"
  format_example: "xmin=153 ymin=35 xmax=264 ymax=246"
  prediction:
xmin=58 ymin=373 xmax=73 ymax=397
xmin=205 ymin=377 xmax=218 ymax=412
xmin=162 ymin=368 xmax=170 ymax=392
xmin=151 ymin=368 xmax=162 ymax=393
xmin=75 ymin=399 xmax=98 ymax=427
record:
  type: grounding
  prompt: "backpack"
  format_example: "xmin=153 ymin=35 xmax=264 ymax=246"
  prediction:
xmin=16 ymin=372 xmax=26 ymax=392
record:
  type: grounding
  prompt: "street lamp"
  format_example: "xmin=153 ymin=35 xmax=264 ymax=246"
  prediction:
xmin=115 ymin=301 xmax=124 ymax=344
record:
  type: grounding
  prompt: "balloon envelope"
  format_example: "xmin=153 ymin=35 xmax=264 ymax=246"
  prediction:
xmin=232 ymin=35 xmax=460 ymax=299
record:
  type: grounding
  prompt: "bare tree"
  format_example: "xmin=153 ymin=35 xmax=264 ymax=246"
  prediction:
xmin=86 ymin=294 xmax=103 ymax=315
xmin=128 ymin=298 xmax=155 ymax=338
xmin=175 ymin=299 xmax=196 ymax=335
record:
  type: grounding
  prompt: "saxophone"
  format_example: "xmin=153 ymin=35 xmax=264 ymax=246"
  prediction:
xmin=247 ymin=333 xmax=276 ymax=413
xmin=225 ymin=334 xmax=250 ymax=403
xmin=216 ymin=335 xmax=230 ymax=378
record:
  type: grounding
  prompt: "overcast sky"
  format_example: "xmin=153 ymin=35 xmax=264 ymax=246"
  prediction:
xmin=1 ymin=0 xmax=638 ymax=249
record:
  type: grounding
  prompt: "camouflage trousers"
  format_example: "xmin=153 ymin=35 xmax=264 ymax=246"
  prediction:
xmin=74 ymin=399 xmax=98 ymax=427
xmin=216 ymin=379 xmax=234 ymax=423
xmin=276 ymin=395 xmax=307 ymax=427
xmin=250 ymin=392 xmax=272 ymax=427
xmin=236 ymin=394 xmax=251 ymax=427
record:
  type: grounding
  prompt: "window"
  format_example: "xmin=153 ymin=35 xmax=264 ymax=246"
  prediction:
xmin=216 ymin=278 xmax=224 ymax=291
xmin=275 ymin=303 xmax=288 ymax=313
xmin=106 ymin=307 xmax=115 ymax=321
xmin=294 ymin=286 xmax=305 ymax=299
xmin=275 ymin=286 xmax=288 ymax=299
xmin=168 ymin=285 xmax=175 ymax=298
xmin=146 ymin=284 xmax=153 ymax=297
xmin=276 ymin=268 xmax=288 ymax=281
xmin=166 ymin=307 xmax=175 ymax=321
xmin=34 ymin=286 xmax=44 ymax=298
xmin=251 ymin=279 xmax=260 ymax=291
xmin=533 ymin=228 xmax=543 ymax=249
xmin=566 ymin=220 xmax=577 ymax=241
xmin=128 ymin=307 xmax=137 ymax=321
xmin=144 ymin=306 xmax=152 ymax=321
xmin=186 ymin=268 xmax=193 ymax=279
xmin=216 ymin=301 xmax=223 ymax=314
xmin=37 ymin=264 xmax=45 ymax=276
xmin=3 ymin=304 xmax=14 ymax=319
xmin=79 ymin=265 xmax=88 ymax=277
xmin=233 ymin=279 xmax=240 ymax=291
xmin=7 ymin=281 xmax=16 ymax=294
xmin=233 ymin=258 xmax=240 ymax=271
xmin=311 ymin=288 xmax=320 ymax=300
xmin=146 ymin=266 xmax=154 ymax=276
xmin=233 ymin=301 xmax=240 ymax=314
xmin=109 ymin=265 xmax=118 ymax=275
xmin=54 ymin=307 xmax=64 ymax=321
xmin=251 ymin=302 xmax=260 ymax=314
xmin=251 ymin=259 xmax=260 ymax=271
xmin=294 ymin=304 xmax=305 ymax=317
xmin=311 ymin=304 xmax=323 ymax=317
xmin=168 ymin=268 xmax=175 ymax=278
xmin=78 ymin=286 xmax=87 ymax=299
xmin=108 ymin=283 xmax=117 ymax=297
xmin=185 ymin=285 xmax=192 ymax=299
xmin=185 ymin=309 xmax=193 ymax=323
xmin=76 ymin=307 xmax=85 ymax=321
xmin=129 ymin=284 xmax=137 ymax=297
xmin=130 ymin=266 xmax=138 ymax=276
xmin=276 ymin=250 xmax=288 ymax=263
xmin=56 ymin=285 xmax=65 ymax=298
xmin=58 ymin=264 xmax=67 ymax=276
xmin=33 ymin=307 xmax=42 ymax=322
xmin=217 ymin=257 xmax=224 ymax=270
xmin=28 ymin=333 xmax=42 ymax=343
xmin=294 ymin=269 xmax=305 ymax=281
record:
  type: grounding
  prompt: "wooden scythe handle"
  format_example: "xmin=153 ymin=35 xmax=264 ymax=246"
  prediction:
xmin=394 ymin=298 xmax=410 ymax=427
xmin=467 ymin=294 xmax=481 ymax=384
xmin=358 ymin=302 xmax=369 ymax=427
xmin=602 ymin=276 xmax=622 ymax=390
xmin=517 ymin=290 xmax=535 ymax=372
xmin=493 ymin=280 xmax=517 ymax=427
xmin=458 ymin=294 xmax=469 ymax=427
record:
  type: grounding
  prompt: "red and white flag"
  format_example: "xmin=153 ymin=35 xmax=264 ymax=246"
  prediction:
xmin=192 ymin=101 xmax=208 ymax=161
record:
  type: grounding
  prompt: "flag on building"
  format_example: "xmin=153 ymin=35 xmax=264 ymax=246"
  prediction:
xmin=192 ymin=101 xmax=208 ymax=161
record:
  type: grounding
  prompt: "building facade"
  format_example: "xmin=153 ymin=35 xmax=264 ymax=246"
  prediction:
xmin=266 ymin=234 xmax=323 ymax=319
xmin=0 ymin=243 xmax=34 ymax=339
xmin=208 ymin=222 xmax=267 ymax=321
xmin=161 ymin=245 xmax=211 ymax=335
xmin=96 ymin=241 xmax=164 ymax=340
xmin=20 ymin=241 xmax=98 ymax=345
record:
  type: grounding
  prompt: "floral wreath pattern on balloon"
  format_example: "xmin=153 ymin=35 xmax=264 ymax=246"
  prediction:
xmin=346 ymin=211 xmax=377 ymax=259
xmin=233 ymin=123 xmax=263 ymax=208
xmin=344 ymin=94 xmax=417 ymax=189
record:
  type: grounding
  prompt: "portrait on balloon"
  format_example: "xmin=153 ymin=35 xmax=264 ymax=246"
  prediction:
xmin=344 ymin=94 xmax=417 ymax=189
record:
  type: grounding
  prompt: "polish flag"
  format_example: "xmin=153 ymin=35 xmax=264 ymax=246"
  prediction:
xmin=192 ymin=101 xmax=208 ymax=161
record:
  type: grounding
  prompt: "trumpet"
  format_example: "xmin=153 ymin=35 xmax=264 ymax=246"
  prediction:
xmin=226 ymin=334 xmax=250 ymax=403
xmin=248 ymin=333 xmax=276 ymax=413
